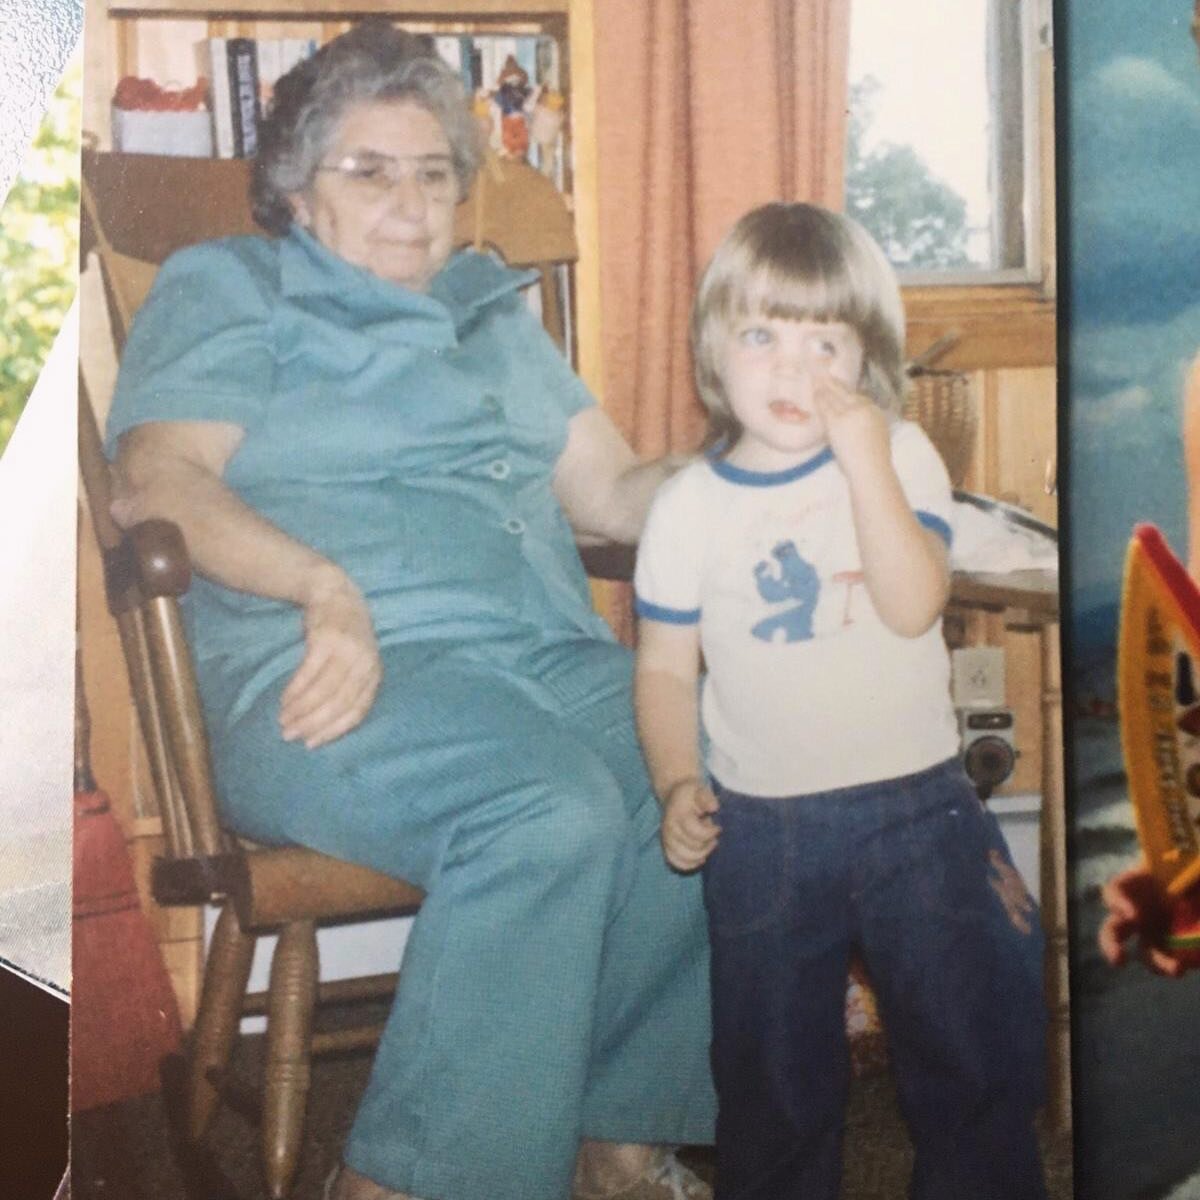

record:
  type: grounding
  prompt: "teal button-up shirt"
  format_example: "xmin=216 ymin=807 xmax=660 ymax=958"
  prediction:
xmin=107 ymin=226 xmax=612 ymax=701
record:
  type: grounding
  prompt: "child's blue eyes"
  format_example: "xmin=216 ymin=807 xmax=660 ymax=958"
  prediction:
xmin=739 ymin=327 xmax=773 ymax=346
xmin=736 ymin=328 xmax=842 ymax=355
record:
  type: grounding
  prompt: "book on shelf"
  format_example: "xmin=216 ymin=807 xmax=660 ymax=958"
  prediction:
xmin=206 ymin=37 xmax=234 ymax=158
xmin=467 ymin=40 xmax=484 ymax=92
xmin=256 ymin=39 xmax=282 ymax=110
xmin=433 ymin=36 xmax=466 ymax=89
xmin=207 ymin=36 xmax=319 ymax=158
xmin=258 ymin=37 xmax=319 ymax=112
xmin=195 ymin=31 xmax=561 ymax=172
xmin=226 ymin=38 xmax=262 ymax=158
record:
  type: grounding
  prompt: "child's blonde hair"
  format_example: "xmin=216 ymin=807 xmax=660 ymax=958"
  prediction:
xmin=691 ymin=203 xmax=907 ymax=447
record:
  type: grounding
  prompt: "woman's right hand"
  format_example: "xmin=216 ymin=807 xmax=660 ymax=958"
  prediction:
xmin=113 ymin=423 xmax=383 ymax=750
xmin=280 ymin=568 xmax=382 ymax=749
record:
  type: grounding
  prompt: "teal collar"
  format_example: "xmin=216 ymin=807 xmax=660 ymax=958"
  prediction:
xmin=282 ymin=225 xmax=535 ymax=312
xmin=278 ymin=226 xmax=537 ymax=343
xmin=430 ymin=249 xmax=539 ymax=318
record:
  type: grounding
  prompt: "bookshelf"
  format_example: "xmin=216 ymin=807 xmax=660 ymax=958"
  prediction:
xmin=107 ymin=17 xmax=568 ymax=168
xmin=82 ymin=0 xmax=602 ymax=389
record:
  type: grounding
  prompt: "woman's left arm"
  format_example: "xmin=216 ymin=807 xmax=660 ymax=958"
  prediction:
xmin=552 ymin=406 xmax=690 ymax=543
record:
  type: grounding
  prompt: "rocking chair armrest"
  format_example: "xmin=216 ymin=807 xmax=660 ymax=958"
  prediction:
xmin=111 ymin=522 xmax=625 ymax=605
xmin=577 ymin=541 xmax=635 ymax=583
xmin=102 ymin=518 xmax=192 ymax=613
xmin=152 ymin=851 xmax=245 ymax=907
xmin=129 ymin=519 xmax=193 ymax=598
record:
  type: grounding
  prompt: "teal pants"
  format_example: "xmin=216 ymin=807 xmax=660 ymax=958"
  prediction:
xmin=203 ymin=634 xmax=716 ymax=1200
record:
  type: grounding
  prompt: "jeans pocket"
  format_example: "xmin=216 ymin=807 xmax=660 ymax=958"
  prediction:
xmin=702 ymin=792 xmax=789 ymax=938
xmin=885 ymin=775 xmax=992 ymax=926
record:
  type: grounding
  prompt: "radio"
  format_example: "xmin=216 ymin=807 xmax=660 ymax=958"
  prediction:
xmin=950 ymin=646 xmax=1016 ymax=799
xmin=958 ymin=708 xmax=1017 ymax=800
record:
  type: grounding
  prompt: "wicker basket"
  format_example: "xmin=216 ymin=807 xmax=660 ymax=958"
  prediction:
xmin=902 ymin=369 xmax=977 ymax=488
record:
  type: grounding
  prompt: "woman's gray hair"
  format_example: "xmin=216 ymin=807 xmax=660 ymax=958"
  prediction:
xmin=251 ymin=19 xmax=482 ymax=234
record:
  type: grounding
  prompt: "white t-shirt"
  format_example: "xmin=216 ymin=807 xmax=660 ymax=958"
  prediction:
xmin=634 ymin=420 xmax=961 ymax=797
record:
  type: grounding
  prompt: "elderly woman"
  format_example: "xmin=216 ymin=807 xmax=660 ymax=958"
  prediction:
xmin=106 ymin=22 xmax=714 ymax=1200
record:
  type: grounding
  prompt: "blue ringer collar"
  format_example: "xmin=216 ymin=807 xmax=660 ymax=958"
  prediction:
xmin=706 ymin=444 xmax=835 ymax=487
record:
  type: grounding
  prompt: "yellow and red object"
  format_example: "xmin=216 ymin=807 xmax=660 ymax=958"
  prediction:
xmin=1118 ymin=524 xmax=1200 ymax=951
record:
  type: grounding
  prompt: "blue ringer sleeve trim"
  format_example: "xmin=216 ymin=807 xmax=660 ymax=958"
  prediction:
xmin=634 ymin=596 xmax=702 ymax=625
xmin=916 ymin=510 xmax=953 ymax=546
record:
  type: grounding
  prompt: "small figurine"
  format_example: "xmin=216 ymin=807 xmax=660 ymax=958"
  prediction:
xmin=530 ymin=87 xmax=566 ymax=177
xmin=493 ymin=54 xmax=531 ymax=160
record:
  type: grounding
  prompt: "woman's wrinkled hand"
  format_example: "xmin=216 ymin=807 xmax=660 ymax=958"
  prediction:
xmin=280 ymin=571 xmax=382 ymax=750
xmin=1098 ymin=865 xmax=1196 ymax=978
xmin=660 ymin=778 xmax=720 ymax=873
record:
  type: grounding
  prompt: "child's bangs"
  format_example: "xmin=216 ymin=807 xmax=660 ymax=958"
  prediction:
xmin=731 ymin=258 xmax=867 ymax=330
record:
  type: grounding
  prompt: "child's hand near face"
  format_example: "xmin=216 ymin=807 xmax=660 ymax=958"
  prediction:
xmin=661 ymin=778 xmax=720 ymax=872
xmin=812 ymin=374 xmax=891 ymax=480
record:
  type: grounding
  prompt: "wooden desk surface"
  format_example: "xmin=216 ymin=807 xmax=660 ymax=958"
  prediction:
xmin=950 ymin=569 xmax=1059 ymax=620
xmin=582 ymin=542 xmax=1061 ymax=622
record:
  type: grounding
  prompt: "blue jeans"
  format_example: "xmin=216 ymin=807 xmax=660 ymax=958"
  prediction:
xmin=703 ymin=758 xmax=1047 ymax=1200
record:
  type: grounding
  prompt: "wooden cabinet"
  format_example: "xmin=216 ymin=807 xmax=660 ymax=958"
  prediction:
xmin=955 ymin=365 xmax=1058 ymax=798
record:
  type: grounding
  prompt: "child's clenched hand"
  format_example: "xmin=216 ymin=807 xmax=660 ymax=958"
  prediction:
xmin=661 ymin=778 xmax=720 ymax=872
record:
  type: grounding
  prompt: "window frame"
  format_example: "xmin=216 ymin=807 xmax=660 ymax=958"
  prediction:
xmin=893 ymin=0 xmax=1057 ymax=372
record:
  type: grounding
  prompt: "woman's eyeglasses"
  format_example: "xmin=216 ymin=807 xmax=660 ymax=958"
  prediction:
xmin=317 ymin=153 xmax=458 ymax=205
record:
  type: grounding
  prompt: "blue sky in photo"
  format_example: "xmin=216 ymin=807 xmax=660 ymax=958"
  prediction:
xmin=1067 ymin=1 xmax=1200 ymax=610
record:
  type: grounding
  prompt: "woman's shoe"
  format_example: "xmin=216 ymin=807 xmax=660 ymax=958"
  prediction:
xmin=573 ymin=1149 xmax=712 ymax=1200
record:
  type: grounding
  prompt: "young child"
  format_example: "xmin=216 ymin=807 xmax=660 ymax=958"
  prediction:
xmin=634 ymin=203 xmax=1048 ymax=1200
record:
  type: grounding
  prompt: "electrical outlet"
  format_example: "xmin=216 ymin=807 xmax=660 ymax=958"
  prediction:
xmin=951 ymin=646 xmax=1006 ymax=709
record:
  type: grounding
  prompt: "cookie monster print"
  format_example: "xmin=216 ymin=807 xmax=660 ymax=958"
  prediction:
xmin=751 ymin=540 xmax=820 ymax=642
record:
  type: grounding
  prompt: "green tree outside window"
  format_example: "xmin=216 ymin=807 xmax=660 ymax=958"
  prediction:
xmin=845 ymin=76 xmax=971 ymax=272
xmin=0 ymin=57 xmax=81 ymax=453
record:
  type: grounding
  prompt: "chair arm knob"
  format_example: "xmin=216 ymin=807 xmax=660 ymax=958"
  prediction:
xmin=129 ymin=519 xmax=192 ymax=598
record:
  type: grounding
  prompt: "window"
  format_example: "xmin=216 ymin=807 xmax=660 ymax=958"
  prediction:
xmin=846 ymin=0 xmax=1049 ymax=285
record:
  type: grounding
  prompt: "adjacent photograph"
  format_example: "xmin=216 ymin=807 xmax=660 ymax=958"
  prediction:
xmin=1065 ymin=2 xmax=1200 ymax=1199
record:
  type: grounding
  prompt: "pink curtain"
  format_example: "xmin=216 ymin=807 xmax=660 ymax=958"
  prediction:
xmin=594 ymin=0 xmax=851 ymax=462
xmin=593 ymin=0 xmax=852 ymax=635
